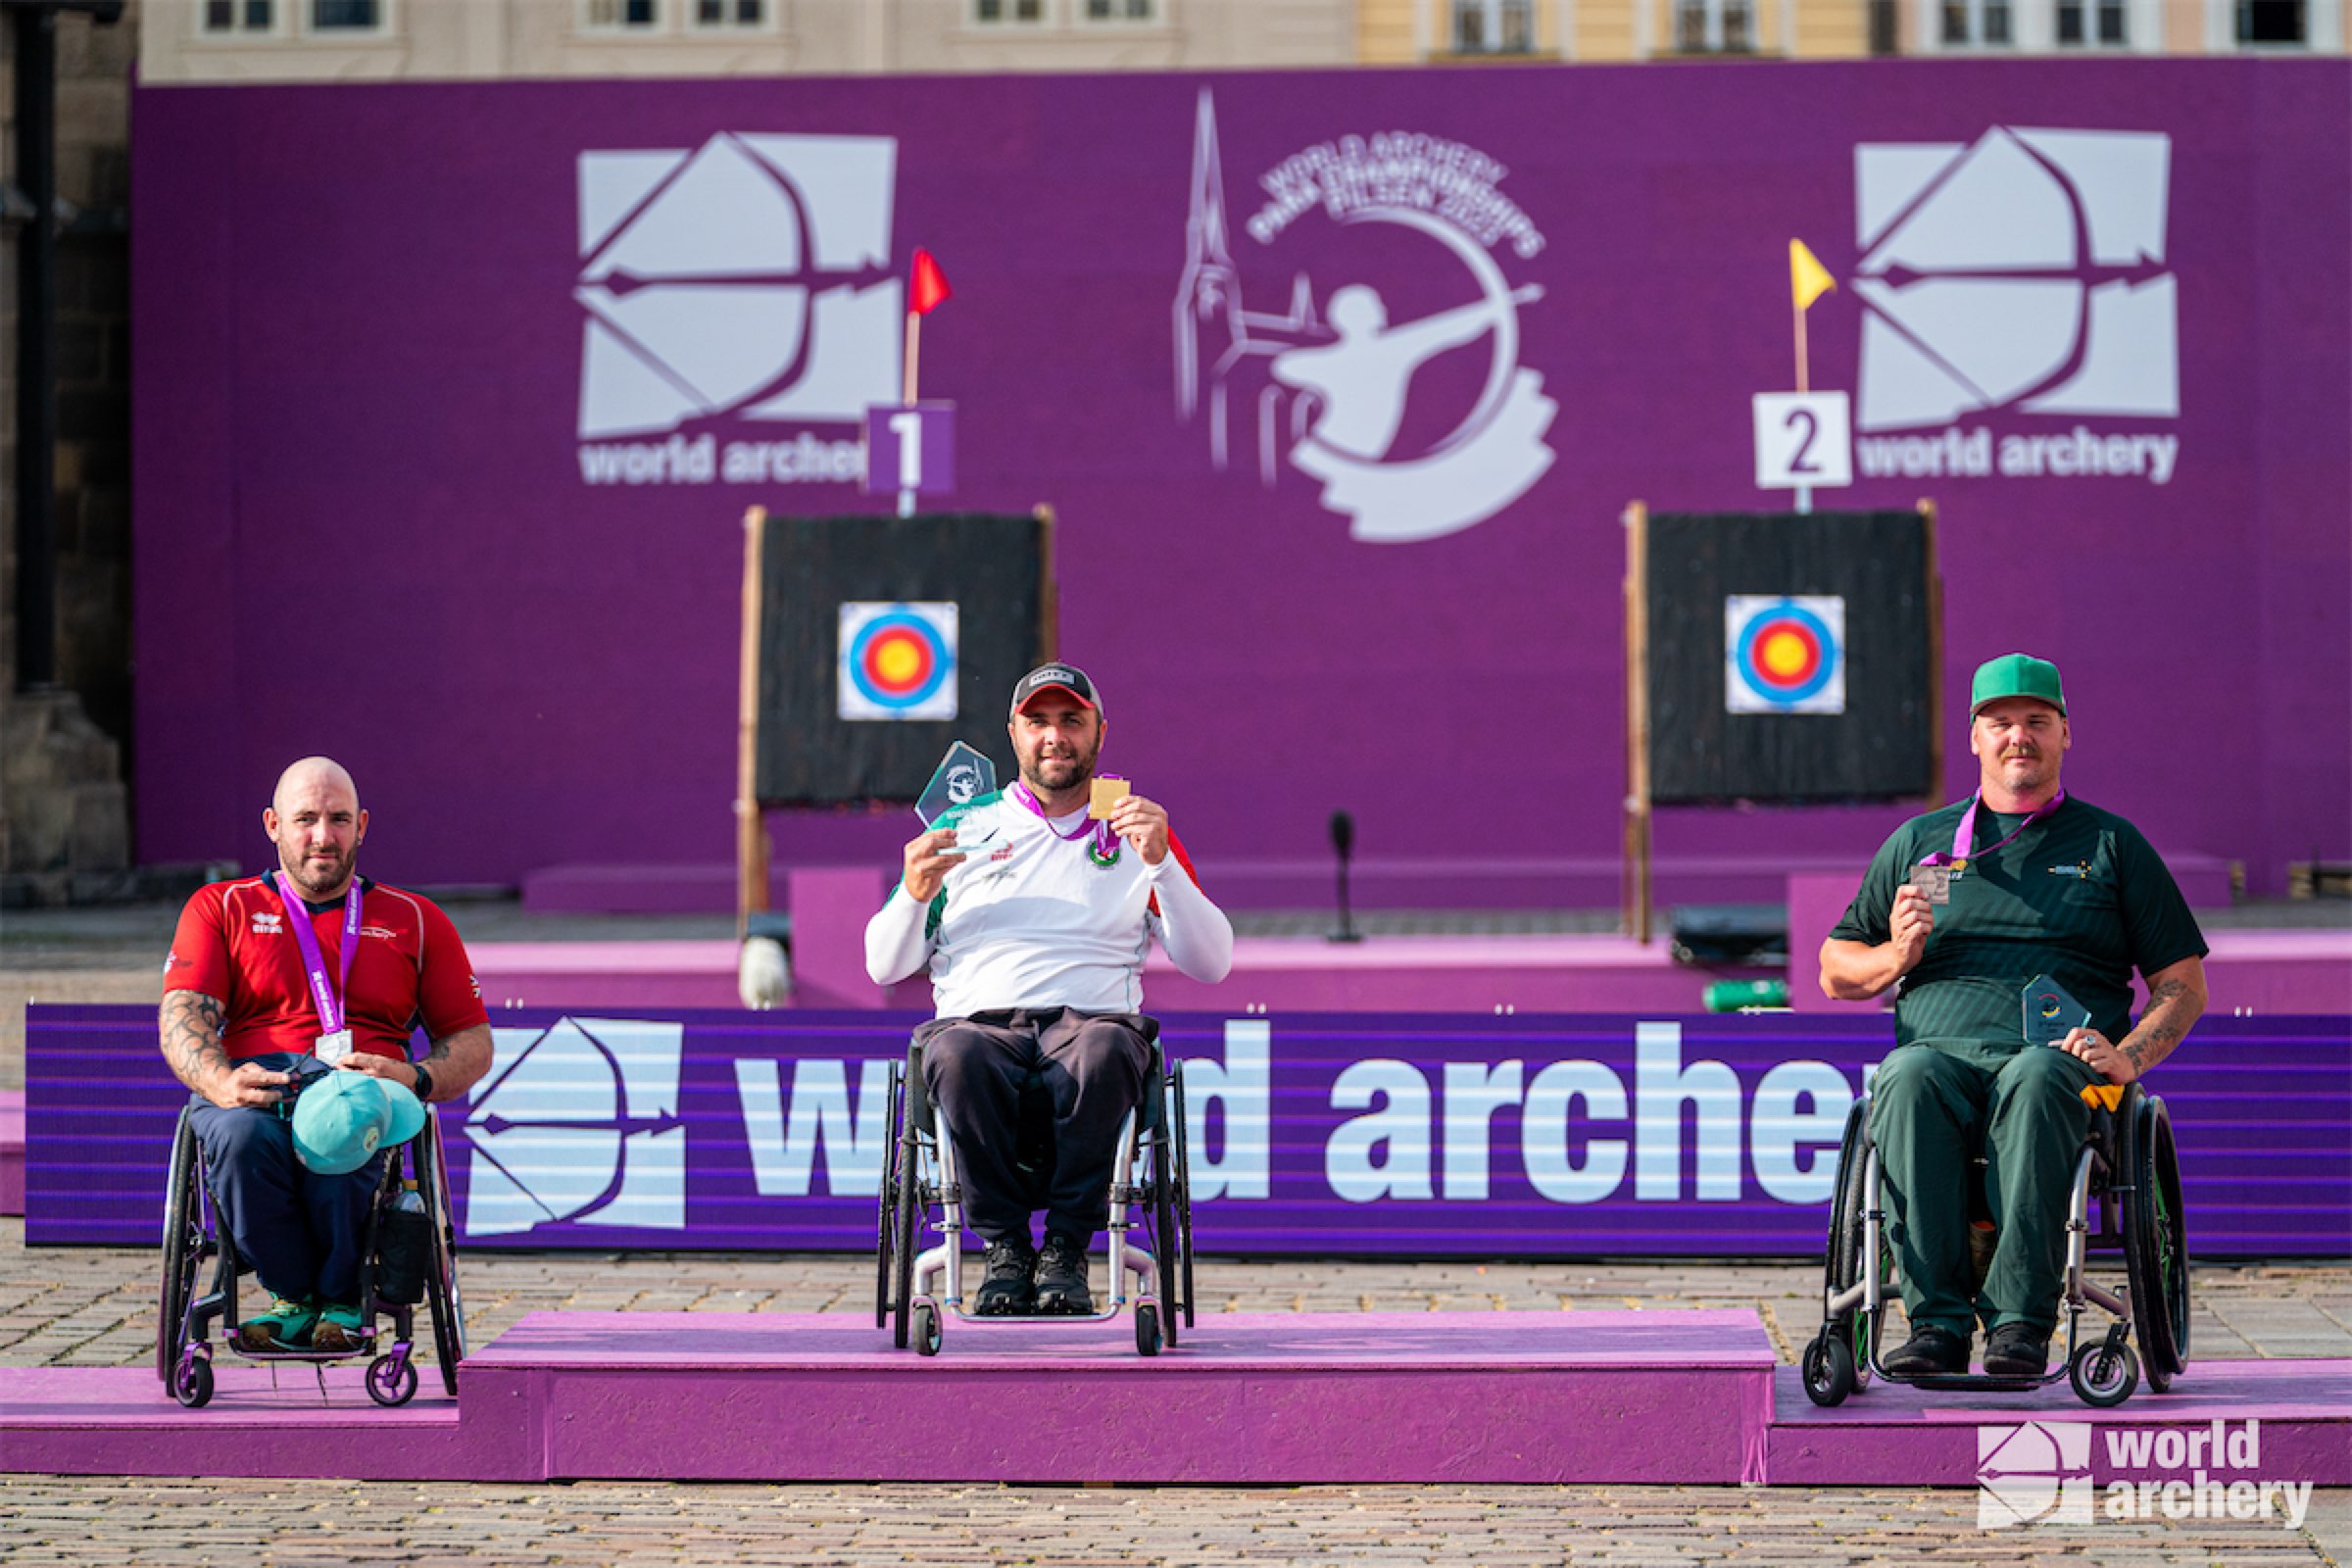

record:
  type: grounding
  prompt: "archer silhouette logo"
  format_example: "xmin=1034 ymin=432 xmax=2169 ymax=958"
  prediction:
xmin=1978 ymin=1421 xmax=2095 ymax=1529
xmin=1174 ymin=91 xmax=1555 ymax=544
xmin=461 ymin=1016 xmax=686 ymax=1238
xmin=1853 ymin=127 xmax=2176 ymax=434
xmin=574 ymin=133 xmax=901 ymax=486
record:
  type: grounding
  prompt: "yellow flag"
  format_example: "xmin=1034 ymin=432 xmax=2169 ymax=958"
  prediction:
xmin=1789 ymin=238 xmax=1837 ymax=312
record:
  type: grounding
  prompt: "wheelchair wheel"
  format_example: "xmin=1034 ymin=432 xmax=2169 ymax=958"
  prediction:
xmin=172 ymin=1351 xmax=216 ymax=1409
xmin=1802 ymin=1328 xmax=1856 ymax=1407
xmin=158 ymin=1107 xmax=205 ymax=1394
xmin=1821 ymin=1098 xmax=1883 ymax=1387
xmin=1144 ymin=1069 xmax=1181 ymax=1349
xmin=366 ymin=1351 xmax=419 ymax=1408
xmin=911 ymin=1300 xmax=942 ymax=1358
xmin=416 ymin=1118 xmax=466 ymax=1396
xmin=2070 ymin=1339 xmax=2139 ymax=1407
xmin=1135 ymin=1301 xmax=1162 ymax=1357
xmin=875 ymin=1060 xmax=906 ymax=1330
xmin=2125 ymin=1095 xmax=2190 ymax=1389
xmin=890 ymin=1099 xmax=922 ymax=1351
xmin=1171 ymin=1058 xmax=1196 ymax=1331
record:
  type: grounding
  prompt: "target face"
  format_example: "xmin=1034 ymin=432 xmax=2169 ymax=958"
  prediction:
xmin=838 ymin=602 xmax=958 ymax=721
xmin=1725 ymin=595 xmax=1846 ymax=714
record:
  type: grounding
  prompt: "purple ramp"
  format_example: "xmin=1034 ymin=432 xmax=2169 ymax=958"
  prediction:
xmin=1761 ymin=1360 xmax=2352 ymax=1486
xmin=465 ymin=1309 xmax=1776 ymax=1485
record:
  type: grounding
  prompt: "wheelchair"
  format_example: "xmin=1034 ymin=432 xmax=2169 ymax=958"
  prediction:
xmin=874 ymin=1022 xmax=1196 ymax=1357
xmin=157 ymin=1097 xmax=466 ymax=1409
xmin=1803 ymin=1076 xmax=2189 ymax=1409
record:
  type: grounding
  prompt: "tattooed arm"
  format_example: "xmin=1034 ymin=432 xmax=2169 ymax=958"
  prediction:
xmin=2059 ymin=955 xmax=2207 ymax=1086
xmin=159 ymin=990 xmax=289 ymax=1108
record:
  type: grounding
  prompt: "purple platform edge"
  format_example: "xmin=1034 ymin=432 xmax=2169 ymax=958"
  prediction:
xmin=7 ymin=1312 xmax=2344 ymax=1488
xmin=1 ymin=1090 xmax=23 ymax=1217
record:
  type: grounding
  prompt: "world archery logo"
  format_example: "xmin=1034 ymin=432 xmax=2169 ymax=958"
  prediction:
xmin=1978 ymin=1421 xmax=2095 ymax=1528
xmin=1174 ymin=91 xmax=1556 ymax=543
xmin=1852 ymin=128 xmax=2176 ymax=435
xmin=838 ymin=602 xmax=958 ymax=721
xmin=574 ymin=133 xmax=901 ymax=487
xmin=1725 ymin=596 xmax=1846 ymax=714
xmin=461 ymin=1016 xmax=686 ymax=1238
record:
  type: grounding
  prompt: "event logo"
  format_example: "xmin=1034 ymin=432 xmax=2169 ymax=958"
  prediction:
xmin=1724 ymin=596 xmax=1845 ymax=715
xmin=1848 ymin=127 xmax=2180 ymax=486
xmin=574 ymin=133 xmax=901 ymax=487
xmin=462 ymin=1016 xmax=686 ymax=1238
xmin=1979 ymin=1421 xmax=2095 ymax=1528
xmin=838 ymin=601 xmax=958 ymax=721
xmin=1174 ymin=91 xmax=1556 ymax=543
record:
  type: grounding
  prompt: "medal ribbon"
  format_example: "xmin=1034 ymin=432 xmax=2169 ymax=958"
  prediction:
xmin=273 ymin=872 xmax=361 ymax=1037
xmin=1010 ymin=778 xmax=1121 ymax=858
xmin=1918 ymin=788 xmax=2066 ymax=869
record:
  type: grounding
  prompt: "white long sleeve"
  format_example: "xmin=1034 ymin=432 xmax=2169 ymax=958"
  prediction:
xmin=863 ymin=885 xmax=934 ymax=985
xmin=1149 ymin=854 xmax=1234 ymax=983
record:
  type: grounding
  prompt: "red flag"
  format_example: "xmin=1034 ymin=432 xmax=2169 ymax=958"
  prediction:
xmin=909 ymin=248 xmax=953 ymax=317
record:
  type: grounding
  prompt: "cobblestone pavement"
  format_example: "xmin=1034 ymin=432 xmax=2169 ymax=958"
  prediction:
xmin=6 ymin=1224 xmax=2347 ymax=1565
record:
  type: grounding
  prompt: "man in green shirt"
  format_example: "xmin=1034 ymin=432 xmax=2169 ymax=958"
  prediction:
xmin=1820 ymin=654 xmax=2208 ymax=1378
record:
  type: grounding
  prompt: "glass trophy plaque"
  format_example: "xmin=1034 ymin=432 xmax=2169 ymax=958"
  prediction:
xmin=917 ymin=742 xmax=1003 ymax=856
xmin=2021 ymin=974 xmax=2091 ymax=1047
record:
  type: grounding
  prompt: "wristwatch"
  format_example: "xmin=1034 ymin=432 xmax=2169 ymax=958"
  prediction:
xmin=412 ymin=1062 xmax=434 ymax=1102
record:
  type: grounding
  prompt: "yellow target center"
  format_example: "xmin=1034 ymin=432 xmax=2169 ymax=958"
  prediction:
xmin=1760 ymin=630 xmax=1810 ymax=678
xmin=873 ymin=638 xmax=923 ymax=686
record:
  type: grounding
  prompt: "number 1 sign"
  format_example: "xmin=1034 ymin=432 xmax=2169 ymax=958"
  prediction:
xmin=1751 ymin=392 xmax=1852 ymax=491
xmin=864 ymin=402 xmax=958 ymax=498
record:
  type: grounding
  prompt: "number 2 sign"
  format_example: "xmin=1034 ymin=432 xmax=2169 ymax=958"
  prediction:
xmin=1751 ymin=392 xmax=1852 ymax=491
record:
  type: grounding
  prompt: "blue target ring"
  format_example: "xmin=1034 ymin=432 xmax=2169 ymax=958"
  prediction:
xmin=1735 ymin=602 xmax=1838 ymax=707
xmin=847 ymin=611 xmax=953 ymax=710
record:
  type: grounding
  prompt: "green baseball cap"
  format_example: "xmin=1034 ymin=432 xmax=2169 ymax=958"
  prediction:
xmin=1970 ymin=653 xmax=2066 ymax=716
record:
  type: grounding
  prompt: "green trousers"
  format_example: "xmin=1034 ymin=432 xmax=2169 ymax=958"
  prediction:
xmin=1868 ymin=1041 xmax=2104 ymax=1339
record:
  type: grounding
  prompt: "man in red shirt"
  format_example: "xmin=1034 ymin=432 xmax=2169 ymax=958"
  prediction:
xmin=161 ymin=758 xmax=493 ymax=1350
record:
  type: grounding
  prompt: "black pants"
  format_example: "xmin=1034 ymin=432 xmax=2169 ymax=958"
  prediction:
xmin=918 ymin=1007 xmax=1152 ymax=1249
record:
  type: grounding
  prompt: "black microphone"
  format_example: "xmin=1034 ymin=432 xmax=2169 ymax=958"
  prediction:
xmin=1328 ymin=810 xmax=1360 ymax=943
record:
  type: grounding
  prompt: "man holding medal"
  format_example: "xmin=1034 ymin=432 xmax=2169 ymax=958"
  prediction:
xmin=864 ymin=664 xmax=1234 ymax=1315
xmin=1819 ymin=655 xmax=2208 ymax=1378
xmin=159 ymin=758 xmax=492 ymax=1350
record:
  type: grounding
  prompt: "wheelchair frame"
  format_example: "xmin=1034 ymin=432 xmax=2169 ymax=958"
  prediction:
xmin=157 ymin=1100 xmax=467 ymax=1408
xmin=875 ymin=1033 xmax=1196 ymax=1357
xmin=1803 ymin=1080 xmax=2189 ymax=1408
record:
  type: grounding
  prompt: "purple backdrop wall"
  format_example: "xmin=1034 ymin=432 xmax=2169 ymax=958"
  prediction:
xmin=130 ymin=61 xmax=2350 ymax=900
xmin=29 ymin=1004 xmax=2351 ymax=1257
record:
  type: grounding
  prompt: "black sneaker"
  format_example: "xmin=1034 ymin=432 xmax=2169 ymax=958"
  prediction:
xmin=1032 ymin=1230 xmax=1094 ymax=1316
xmin=975 ymin=1237 xmax=1037 ymax=1316
xmin=1882 ymin=1324 xmax=1969 ymax=1376
xmin=1984 ymin=1322 xmax=2051 ymax=1377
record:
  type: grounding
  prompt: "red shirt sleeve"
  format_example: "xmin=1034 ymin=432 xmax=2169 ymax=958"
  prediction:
xmin=164 ymin=885 xmax=232 ymax=1001
xmin=415 ymin=898 xmax=490 ymax=1040
xmin=1148 ymin=830 xmax=1203 ymax=918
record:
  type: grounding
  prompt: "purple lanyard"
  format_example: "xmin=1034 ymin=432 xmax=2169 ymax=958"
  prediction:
xmin=1010 ymin=778 xmax=1120 ymax=857
xmin=1921 ymin=788 xmax=2065 ymax=868
xmin=273 ymin=873 xmax=361 ymax=1036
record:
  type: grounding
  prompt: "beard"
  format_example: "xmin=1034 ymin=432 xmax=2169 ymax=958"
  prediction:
xmin=281 ymin=847 xmax=354 ymax=897
xmin=1019 ymin=736 xmax=1101 ymax=796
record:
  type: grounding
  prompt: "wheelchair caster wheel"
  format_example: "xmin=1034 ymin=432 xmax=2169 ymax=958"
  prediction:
xmin=172 ymin=1353 xmax=215 ymax=1409
xmin=366 ymin=1353 xmax=419 ymax=1407
xmin=1135 ymin=1303 xmax=1162 ymax=1357
xmin=1801 ymin=1330 xmax=1854 ymax=1407
xmin=2069 ymin=1341 xmax=2139 ymax=1407
xmin=911 ymin=1302 xmax=942 ymax=1358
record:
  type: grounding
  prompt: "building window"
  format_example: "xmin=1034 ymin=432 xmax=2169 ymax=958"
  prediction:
xmin=1081 ymin=0 xmax=1157 ymax=19
xmin=201 ymin=0 xmax=277 ymax=32
xmin=1869 ymin=0 xmax=1900 ymax=49
xmin=1674 ymin=0 xmax=1754 ymax=50
xmin=1453 ymin=0 xmax=1536 ymax=52
xmin=972 ymin=0 xmax=1047 ymax=22
xmin=2054 ymin=0 xmax=2127 ymax=40
xmin=312 ymin=0 xmax=382 ymax=29
xmin=1940 ymin=0 xmax=2012 ymax=42
xmin=2235 ymin=0 xmax=2306 ymax=39
xmin=691 ymin=0 xmax=767 ymax=24
xmin=585 ymin=0 xmax=661 ymax=28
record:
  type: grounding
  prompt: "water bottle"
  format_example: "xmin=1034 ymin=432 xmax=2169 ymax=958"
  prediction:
xmin=378 ymin=1180 xmax=430 ymax=1304
xmin=1703 ymin=979 xmax=1790 ymax=1012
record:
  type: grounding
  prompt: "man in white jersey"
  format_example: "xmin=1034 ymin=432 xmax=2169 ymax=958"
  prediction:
xmin=864 ymin=664 xmax=1234 ymax=1314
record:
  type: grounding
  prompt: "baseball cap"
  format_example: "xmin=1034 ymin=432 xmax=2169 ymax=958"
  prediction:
xmin=292 ymin=1069 xmax=428 ymax=1175
xmin=1009 ymin=663 xmax=1103 ymax=716
xmin=1970 ymin=653 xmax=2066 ymax=716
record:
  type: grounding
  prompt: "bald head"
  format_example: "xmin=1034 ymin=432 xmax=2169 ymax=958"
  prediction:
xmin=264 ymin=757 xmax=368 ymax=899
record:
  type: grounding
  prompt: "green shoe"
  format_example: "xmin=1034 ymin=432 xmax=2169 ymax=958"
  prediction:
xmin=237 ymin=1295 xmax=318 ymax=1350
xmin=312 ymin=1301 xmax=369 ymax=1353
